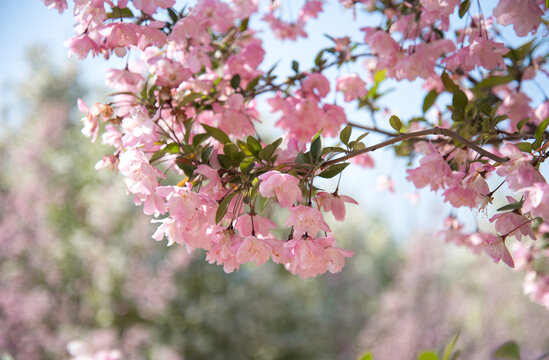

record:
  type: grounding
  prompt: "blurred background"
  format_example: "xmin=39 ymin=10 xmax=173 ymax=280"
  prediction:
xmin=1 ymin=1 xmax=549 ymax=359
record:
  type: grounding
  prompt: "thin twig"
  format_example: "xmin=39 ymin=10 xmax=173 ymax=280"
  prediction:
xmin=321 ymin=127 xmax=509 ymax=169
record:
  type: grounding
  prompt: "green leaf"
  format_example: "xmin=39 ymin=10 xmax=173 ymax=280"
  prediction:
xmin=106 ymin=6 xmax=134 ymax=19
xmin=389 ymin=115 xmax=402 ymax=132
xmin=418 ymin=351 xmax=439 ymax=360
xmin=441 ymin=72 xmax=458 ymax=92
xmin=533 ymin=117 xmax=549 ymax=150
xmin=442 ymin=332 xmax=460 ymax=360
xmin=216 ymin=192 xmax=237 ymax=224
xmin=340 ymin=125 xmax=352 ymax=145
xmin=356 ymin=132 xmax=369 ymax=142
xmin=239 ymin=17 xmax=249 ymax=32
xmin=201 ymin=145 xmax=214 ymax=163
xmin=516 ymin=142 xmax=532 ymax=153
xmin=167 ymin=8 xmax=179 ymax=23
xmin=310 ymin=136 xmax=322 ymax=163
xmin=292 ymin=60 xmax=299 ymax=73
xmin=475 ymin=75 xmax=513 ymax=89
xmin=374 ymin=69 xmax=386 ymax=84
xmin=497 ymin=200 xmax=524 ymax=212
xmin=202 ymin=124 xmax=231 ymax=144
xmin=458 ymin=0 xmax=471 ymax=17
xmin=246 ymin=136 xmax=262 ymax=153
xmin=314 ymin=50 xmax=325 ymax=67
xmin=259 ymin=144 xmax=275 ymax=162
xmin=359 ymin=353 xmax=374 ymax=360
xmin=192 ymin=133 xmax=210 ymax=147
xmin=246 ymin=76 xmax=262 ymax=92
xmin=423 ymin=90 xmax=439 ymax=113
xmin=178 ymin=92 xmax=203 ymax=106
xmin=230 ymin=74 xmax=241 ymax=89
xmin=493 ymin=341 xmax=521 ymax=360
xmin=318 ymin=163 xmax=349 ymax=178
xmin=452 ymin=90 xmax=468 ymax=113
xmin=149 ymin=142 xmax=180 ymax=163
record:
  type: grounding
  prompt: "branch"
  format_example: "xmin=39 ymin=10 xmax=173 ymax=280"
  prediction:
xmin=321 ymin=127 xmax=509 ymax=169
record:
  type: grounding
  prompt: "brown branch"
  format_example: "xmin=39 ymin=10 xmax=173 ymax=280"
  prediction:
xmin=321 ymin=127 xmax=509 ymax=169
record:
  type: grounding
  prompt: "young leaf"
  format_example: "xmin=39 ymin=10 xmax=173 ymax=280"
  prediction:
xmin=292 ymin=60 xmax=299 ymax=73
xmin=359 ymin=353 xmax=374 ymax=360
xmin=340 ymin=125 xmax=352 ymax=145
xmin=202 ymin=124 xmax=231 ymax=144
xmin=493 ymin=341 xmax=521 ymax=360
xmin=418 ymin=352 xmax=439 ymax=360
xmin=318 ymin=163 xmax=349 ymax=178
xmin=458 ymin=0 xmax=470 ymax=18
xmin=423 ymin=90 xmax=439 ymax=113
xmin=515 ymin=142 xmax=532 ymax=153
xmin=533 ymin=117 xmax=549 ymax=149
xmin=310 ymin=136 xmax=322 ymax=163
xmin=216 ymin=192 xmax=237 ymax=224
xmin=230 ymin=74 xmax=241 ymax=89
xmin=442 ymin=332 xmax=460 ymax=360
xmin=441 ymin=72 xmax=458 ymax=92
xmin=389 ymin=115 xmax=402 ymax=132
xmin=192 ymin=133 xmax=210 ymax=147
xmin=497 ymin=200 xmax=524 ymax=212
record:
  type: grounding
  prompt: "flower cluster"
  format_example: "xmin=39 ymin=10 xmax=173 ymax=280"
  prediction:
xmin=45 ymin=0 xmax=549 ymax=308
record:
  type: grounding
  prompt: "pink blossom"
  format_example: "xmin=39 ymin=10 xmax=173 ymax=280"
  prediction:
xmin=263 ymin=13 xmax=307 ymax=41
xmin=523 ymin=183 xmax=549 ymax=221
xmin=493 ymin=0 xmax=544 ymax=37
xmin=133 ymin=0 xmax=175 ymax=15
xmin=406 ymin=144 xmax=452 ymax=191
xmin=44 ymin=0 xmax=68 ymax=13
xmin=376 ymin=175 xmax=395 ymax=193
xmin=65 ymin=34 xmax=99 ymax=60
xmin=336 ymin=73 xmax=367 ymax=102
xmin=206 ymin=230 xmax=242 ymax=273
xmin=284 ymin=238 xmax=329 ymax=278
xmin=324 ymin=245 xmax=354 ymax=274
xmin=350 ymin=153 xmax=375 ymax=168
xmin=286 ymin=205 xmax=330 ymax=238
xmin=316 ymin=192 xmax=358 ymax=221
xmin=235 ymin=214 xmax=276 ymax=237
xmin=105 ymin=68 xmax=144 ymax=92
xmin=148 ymin=56 xmax=192 ymax=87
xmin=118 ymin=149 xmax=166 ymax=215
xmin=496 ymin=142 xmax=545 ymax=191
xmin=236 ymin=235 xmax=272 ymax=266
xmin=299 ymin=0 xmax=323 ymax=21
xmin=490 ymin=211 xmax=535 ymax=241
xmin=497 ymin=92 xmax=532 ymax=131
xmin=477 ymin=232 xmax=515 ymax=268
xmin=302 ymin=73 xmax=331 ymax=99
xmin=121 ymin=107 xmax=160 ymax=150
xmin=534 ymin=101 xmax=549 ymax=125
xmin=258 ymin=171 xmax=303 ymax=207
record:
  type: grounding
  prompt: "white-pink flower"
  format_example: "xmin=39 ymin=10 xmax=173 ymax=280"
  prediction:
xmin=316 ymin=192 xmax=358 ymax=221
xmin=286 ymin=205 xmax=330 ymax=238
xmin=258 ymin=171 xmax=303 ymax=207
xmin=336 ymin=73 xmax=367 ymax=102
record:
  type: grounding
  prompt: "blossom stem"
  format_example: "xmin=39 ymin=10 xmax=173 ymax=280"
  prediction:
xmin=321 ymin=127 xmax=509 ymax=169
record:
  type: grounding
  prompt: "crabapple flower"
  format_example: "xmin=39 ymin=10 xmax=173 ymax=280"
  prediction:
xmin=490 ymin=210 xmax=536 ymax=241
xmin=493 ymin=0 xmax=544 ymax=37
xmin=258 ymin=171 xmax=303 ymax=207
xmin=336 ymin=73 xmax=367 ymax=102
xmin=236 ymin=235 xmax=272 ymax=266
xmin=286 ymin=205 xmax=330 ymax=239
xmin=406 ymin=144 xmax=452 ymax=191
xmin=133 ymin=0 xmax=175 ymax=15
xmin=478 ymin=232 xmax=515 ymax=268
xmin=316 ymin=192 xmax=358 ymax=221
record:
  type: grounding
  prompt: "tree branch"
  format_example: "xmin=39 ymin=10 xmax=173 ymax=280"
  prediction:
xmin=321 ymin=127 xmax=509 ymax=169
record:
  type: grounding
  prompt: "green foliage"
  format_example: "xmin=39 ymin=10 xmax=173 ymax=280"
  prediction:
xmin=493 ymin=341 xmax=521 ymax=360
